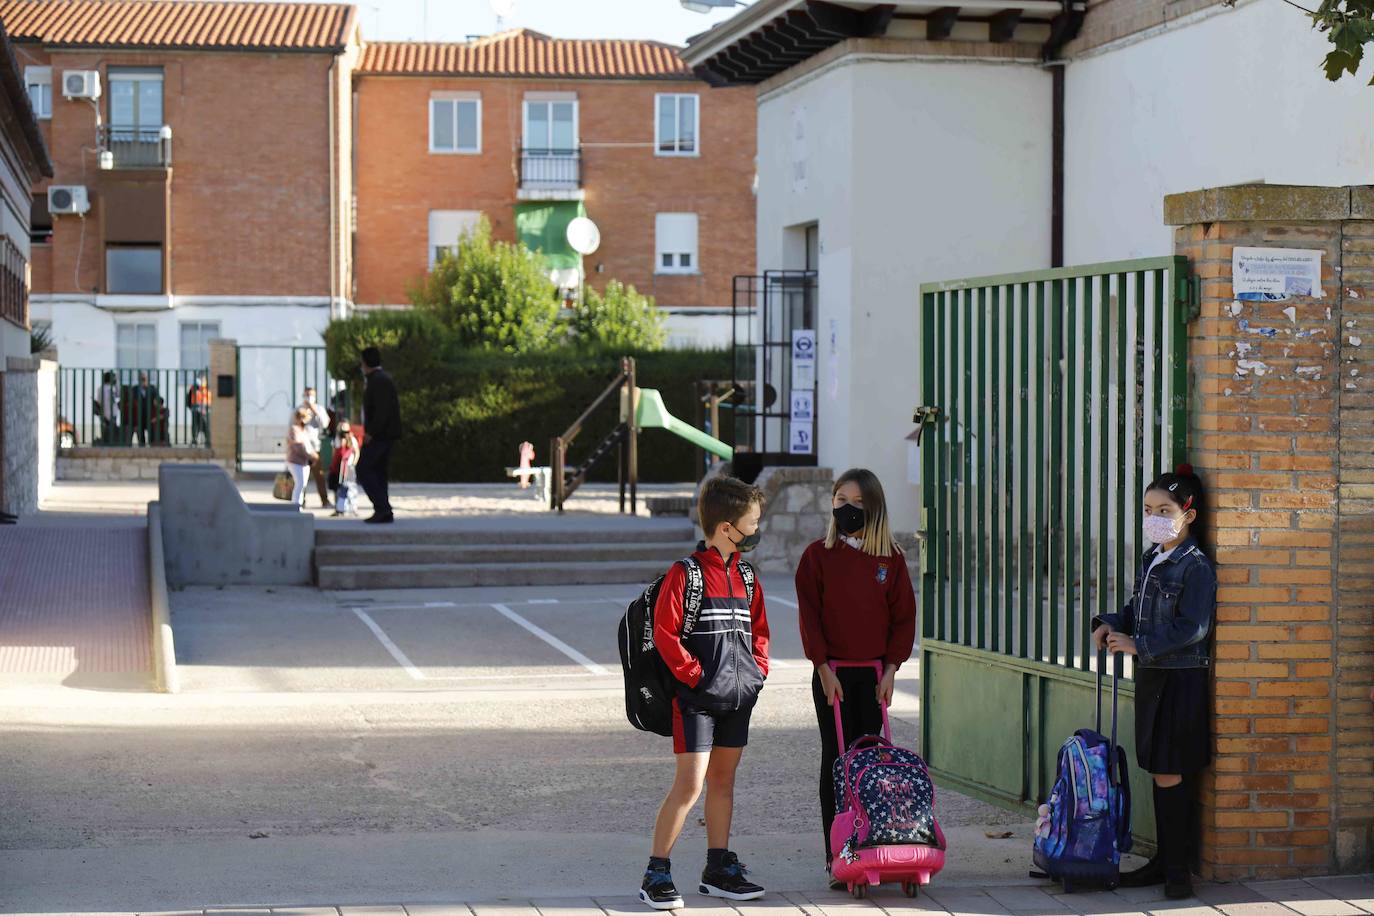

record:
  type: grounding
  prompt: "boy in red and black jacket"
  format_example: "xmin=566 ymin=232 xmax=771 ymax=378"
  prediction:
xmin=639 ymin=477 xmax=770 ymax=910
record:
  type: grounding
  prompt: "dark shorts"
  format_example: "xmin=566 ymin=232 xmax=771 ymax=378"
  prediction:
xmin=671 ymin=697 xmax=752 ymax=754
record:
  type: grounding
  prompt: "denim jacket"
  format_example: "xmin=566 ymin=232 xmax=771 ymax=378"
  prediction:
xmin=1093 ymin=536 xmax=1216 ymax=669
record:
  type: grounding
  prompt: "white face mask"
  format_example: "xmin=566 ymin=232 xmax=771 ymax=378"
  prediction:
xmin=1142 ymin=513 xmax=1182 ymax=545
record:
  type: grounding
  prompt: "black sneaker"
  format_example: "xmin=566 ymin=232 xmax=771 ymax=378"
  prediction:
xmin=700 ymin=852 xmax=765 ymax=901
xmin=640 ymin=864 xmax=684 ymax=910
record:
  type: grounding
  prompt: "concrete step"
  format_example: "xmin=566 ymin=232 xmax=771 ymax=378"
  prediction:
xmin=314 ymin=541 xmax=692 ymax=567
xmin=315 ymin=525 xmax=695 ymax=548
xmin=316 ymin=559 xmax=674 ymax=590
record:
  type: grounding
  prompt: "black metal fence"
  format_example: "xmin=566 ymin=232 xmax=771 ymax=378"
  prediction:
xmin=58 ymin=368 xmax=212 ymax=449
xmin=519 ymin=148 xmax=581 ymax=188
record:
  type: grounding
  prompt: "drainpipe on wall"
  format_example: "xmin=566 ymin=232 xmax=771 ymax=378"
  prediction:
xmin=1043 ymin=0 xmax=1084 ymax=268
xmin=328 ymin=55 xmax=339 ymax=322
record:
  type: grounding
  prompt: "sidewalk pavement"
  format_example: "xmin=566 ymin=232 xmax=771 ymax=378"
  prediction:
xmin=27 ymin=874 xmax=1374 ymax=916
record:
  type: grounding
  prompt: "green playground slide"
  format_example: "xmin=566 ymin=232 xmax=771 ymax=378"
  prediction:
xmin=635 ymin=388 xmax=733 ymax=461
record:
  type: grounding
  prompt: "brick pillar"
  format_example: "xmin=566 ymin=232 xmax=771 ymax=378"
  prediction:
xmin=1165 ymin=185 xmax=1359 ymax=879
xmin=208 ymin=338 xmax=237 ymax=467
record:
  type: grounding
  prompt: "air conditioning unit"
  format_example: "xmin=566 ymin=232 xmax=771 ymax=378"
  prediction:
xmin=62 ymin=70 xmax=100 ymax=100
xmin=48 ymin=185 xmax=90 ymax=216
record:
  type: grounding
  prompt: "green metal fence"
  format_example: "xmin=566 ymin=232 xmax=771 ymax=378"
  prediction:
xmin=915 ymin=256 xmax=1194 ymax=818
xmin=234 ymin=345 xmax=348 ymax=471
xmin=58 ymin=368 xmax=212 ymax=449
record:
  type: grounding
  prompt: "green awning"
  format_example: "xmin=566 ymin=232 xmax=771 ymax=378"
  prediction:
xmin=513 ymin=200 xmax=585 ymax=271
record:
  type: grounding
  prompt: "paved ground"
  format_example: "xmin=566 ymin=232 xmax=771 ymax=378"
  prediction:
xmin=4 ymin=876 xmax=1364 ymax=916
xmin=39 ymin=479 xmax=696 ymax=520
xmin=0 ymin=522 xmax=152 ymax=689
xmin=4 ymin=483 xmax=1371 ymax=915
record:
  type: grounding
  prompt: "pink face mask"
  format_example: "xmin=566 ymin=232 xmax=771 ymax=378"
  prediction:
xmin=1142 ymin=513 xmax=1182 ymax=544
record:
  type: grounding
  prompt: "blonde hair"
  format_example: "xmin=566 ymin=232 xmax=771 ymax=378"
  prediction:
xmin=293 ymin=407 xmax=313 ymax=426
xmin=824 ymin=467 xmax=899 ymax=557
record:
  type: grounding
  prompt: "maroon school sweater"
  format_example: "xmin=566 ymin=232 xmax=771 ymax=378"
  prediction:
xmin=794 ymin=538 xmax=917 ymax=668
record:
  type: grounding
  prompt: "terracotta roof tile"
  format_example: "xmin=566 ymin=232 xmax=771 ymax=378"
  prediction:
xmin=358 ymin=29 xmax=692 ymax=80
xmin=0 ymin=0 xmax=356 ymax=52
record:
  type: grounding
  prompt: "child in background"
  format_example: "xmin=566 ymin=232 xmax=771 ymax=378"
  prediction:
xmin=1092 ymin=464 xmax=1216 ymax=900
xmin=332 ymin=423 xmax=360 ymax=517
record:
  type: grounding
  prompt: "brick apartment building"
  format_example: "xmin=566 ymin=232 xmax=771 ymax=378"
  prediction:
xmin=352 ymin=29 xmax=756 ymax=347
xmin=0 ymin=0 xmax=358 ymax=453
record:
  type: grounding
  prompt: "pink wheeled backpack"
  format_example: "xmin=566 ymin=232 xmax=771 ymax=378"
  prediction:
xmin=827 ymin=660 xmax=946 ymax=898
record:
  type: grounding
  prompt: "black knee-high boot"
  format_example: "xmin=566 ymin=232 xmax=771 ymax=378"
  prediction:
xmin=1156 ymin=782 xmax=1194 ymax=899
xmin=1119 ymin=784 xmax=1170 ymax=887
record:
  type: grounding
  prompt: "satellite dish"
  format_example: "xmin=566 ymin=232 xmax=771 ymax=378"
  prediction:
xmin=566 ymin=216 xmax=601 ymax=256
xmin=490 ymin=0 xmax=516 ymax=18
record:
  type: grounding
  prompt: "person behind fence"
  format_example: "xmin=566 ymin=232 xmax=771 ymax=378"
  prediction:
xmin=98 ymin=371 xmax=121 ymax=445
xmin=793 ymin=468 xmax=916 ymax=890
xmin=358 ymin=346 xmax=401 ymax=524
xmin=285 ymin=407 xmax=319 ymax=509
xmin=1091 ymin=464 xmax=1216 ymax=901
xmin=187 ymin=374 xmax=212 ymax=446
xmin=130 ymin=372 xmax=159 ymax=447
xmin=331 ymin=421 xmax=360 ymax=517
xmin=297 ymin=386 xmax=331 ymax=508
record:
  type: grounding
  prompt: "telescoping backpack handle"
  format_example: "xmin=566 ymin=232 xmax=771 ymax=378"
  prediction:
xmin=828 ymin=659 xmax=893 ymax=747
xmin=1095 ymin=646 xmax=1125 ymax=777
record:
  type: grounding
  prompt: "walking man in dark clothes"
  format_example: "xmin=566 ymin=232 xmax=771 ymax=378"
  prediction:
xmin=357 ymin=346 xmax=401 ymax=524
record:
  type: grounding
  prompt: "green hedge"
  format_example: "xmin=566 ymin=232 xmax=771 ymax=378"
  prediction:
xmin=325 ymin=313 xmax=732 ymax=483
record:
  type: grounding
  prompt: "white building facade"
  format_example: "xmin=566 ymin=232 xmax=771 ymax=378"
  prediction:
xmin=685 ymin=0 xmax=1374 ymax=532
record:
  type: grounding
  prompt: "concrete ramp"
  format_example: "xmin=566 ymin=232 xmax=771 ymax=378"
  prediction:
xmin=0 ymin=525 xmax=152 ymax=689
xmin=159 ymin=464 xmax=314 ymax=587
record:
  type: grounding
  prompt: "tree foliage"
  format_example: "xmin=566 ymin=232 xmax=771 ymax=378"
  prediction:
xmin=569 ymin=280 xmax=667 ymax=351
xmin=1301 ymin=0 xmax=1374 ymax=82
xmin=409 ymin=216 xmax=563 ymax=352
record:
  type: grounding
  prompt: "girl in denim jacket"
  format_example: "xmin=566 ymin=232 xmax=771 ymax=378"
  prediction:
xmin=1092 ymin=464 xmax=1216 ymax=900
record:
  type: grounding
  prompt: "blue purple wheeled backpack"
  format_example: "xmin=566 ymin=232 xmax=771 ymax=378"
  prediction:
xmin=1032 ymin=649 xmax=1133 ymax=891
xmin=828 ymin=660 xmax=946 ymax=899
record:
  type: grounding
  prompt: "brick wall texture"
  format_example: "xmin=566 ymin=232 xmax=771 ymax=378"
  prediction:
xmin=1172 ymin=186 xmax=1374 ymax=879
xmin=24 ymin=47 xmax=341 ymax=298
xmin=353 ymin=76 xmax=756 ymax=310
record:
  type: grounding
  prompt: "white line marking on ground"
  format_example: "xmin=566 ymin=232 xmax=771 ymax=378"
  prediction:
xmin=769 ymin=596 xmax=800 ymax=608
xmin=489 ymin=603 xmax=610 ymax=676
xmin=424 ymin=601 xmax=457 ymax=608
xmin=421 ymin=670 xmax=599 ymax=682
xmin=351 ymin=608 xmax=425 ymax=681
xmin=527 ymin=598 xmax=560 ymax=604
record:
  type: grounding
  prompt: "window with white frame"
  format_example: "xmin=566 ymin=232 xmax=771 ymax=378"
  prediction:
xmin=428 ymin=210 xmax=482 ymax=267
xmin=655 ymin=213 xmax=698 ymax=274
xmin=656 ymin=94 xmax=698 ymax=156
xmin=116 ymin=322 xmax=157 ymax=370
xmin=430 ymin=94 xmax=481 ymax=154
xmin=24 ymin=67 xmax=51 ymax=120
xmin=523 ymin=97 xmax=577 ymax=153
xmin=179 ymin=321 xmax=221 ymax=369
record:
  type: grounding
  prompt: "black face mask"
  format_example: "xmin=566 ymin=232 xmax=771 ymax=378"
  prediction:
xmin=833 ymin=503 xmax=866 ymax=536
xmin=729 ymin=527 xmax=762 ymax=554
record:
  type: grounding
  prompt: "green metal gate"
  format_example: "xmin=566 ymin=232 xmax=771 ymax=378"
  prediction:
xmin=915 ymin=257 xmax=1195 ymax=839
xmin=234 ymin=345 xmax=344 ymax=471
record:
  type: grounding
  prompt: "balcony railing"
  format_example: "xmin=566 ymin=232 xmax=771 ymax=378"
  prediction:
xmin=101 ymin=125 xmax=171 ymax=169
xmin=519 ymin=148 xmax=581 ymax=190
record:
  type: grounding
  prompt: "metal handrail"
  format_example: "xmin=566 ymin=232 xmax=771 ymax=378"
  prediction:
xmin=550 ymin=357 xmax=637 ymax=513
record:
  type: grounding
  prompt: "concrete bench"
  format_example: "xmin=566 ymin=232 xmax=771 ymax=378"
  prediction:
xmin=505 ymin=466 xmax=552 ymax=506
xmin=158 ymin=463 xmax=314 ymax=586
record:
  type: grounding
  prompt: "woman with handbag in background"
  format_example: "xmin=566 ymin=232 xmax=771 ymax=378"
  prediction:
xmin=284 ymin=407 xmax=318 ymax=509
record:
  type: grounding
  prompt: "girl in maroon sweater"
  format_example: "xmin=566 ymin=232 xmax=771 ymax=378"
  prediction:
xmin=795 ymin=467 xmax=918 ymax=886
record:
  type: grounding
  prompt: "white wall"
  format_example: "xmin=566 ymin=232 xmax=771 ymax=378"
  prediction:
xmin=1065 ymin=0 xmax=1374 ymax=263
xmin=31 ymin=300 xmax=329 ymax=369
xmin=756 ymin=55 xmax=1052 ymax=530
